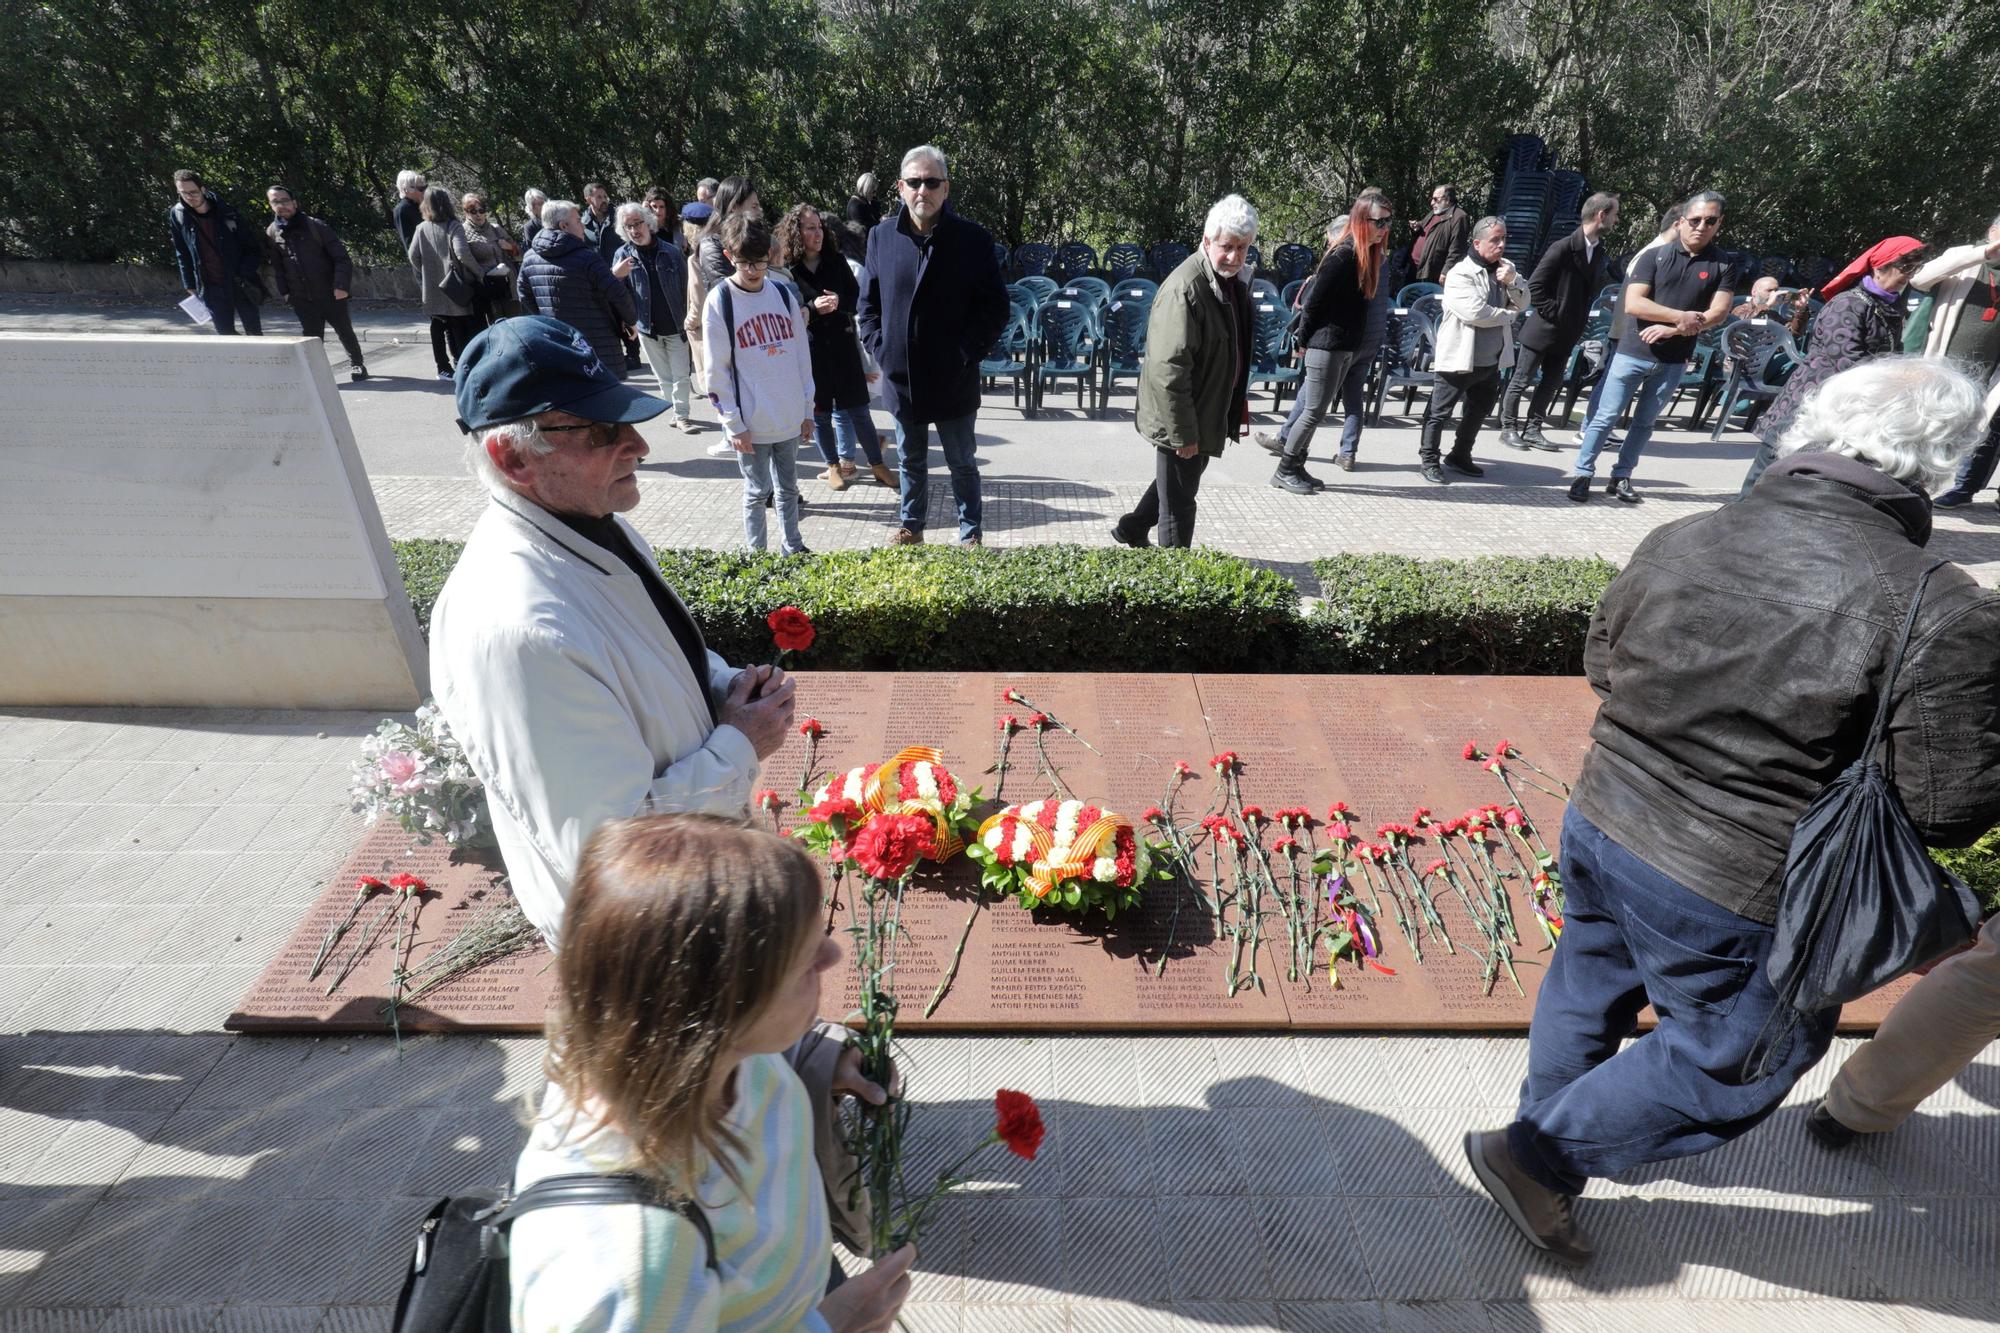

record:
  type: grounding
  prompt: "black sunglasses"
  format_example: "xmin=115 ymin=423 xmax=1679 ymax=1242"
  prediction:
xmin=903 ymin=176 xmax=946 ymax=191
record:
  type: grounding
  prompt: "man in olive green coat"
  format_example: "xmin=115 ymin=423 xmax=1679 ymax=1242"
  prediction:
xmin=1111 ymin=194 xmax=1257 ymax=548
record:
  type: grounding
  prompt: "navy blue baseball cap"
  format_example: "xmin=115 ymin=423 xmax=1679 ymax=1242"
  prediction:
xmin=453 ymin=315 xmax=668 ymax=433
xmin=680 ymin=201 xmax=713 ymax=224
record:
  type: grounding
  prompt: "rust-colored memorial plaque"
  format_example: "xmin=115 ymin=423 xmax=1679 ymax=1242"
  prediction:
xmin=227 ymin=819 xmax=553 ymax=1033
xmin=232 ymin=672 xmax=1909 ymax=1033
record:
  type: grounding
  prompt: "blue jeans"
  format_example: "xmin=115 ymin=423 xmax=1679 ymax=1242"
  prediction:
xmin=1570 ymin=352 xmax=1685 ymax=479
xmin=736 ymin=436 xmax=806 ymax=554
xmin=812 ymin=406 xmax=884 ymax=468
xmin=1509 ymin=811 xmax=1836 ymax=1195
xmin=894 ymin=411 xmax=981 ymax=540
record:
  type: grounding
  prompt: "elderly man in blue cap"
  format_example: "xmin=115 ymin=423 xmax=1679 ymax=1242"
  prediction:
xmin=428 ymin=315 xmax=798 ymax=949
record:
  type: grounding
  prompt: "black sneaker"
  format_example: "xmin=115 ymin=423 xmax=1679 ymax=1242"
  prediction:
xmin=1566 ymin=475 xmax=1592 ymax=503
xmin=350 ymin=366 xmax=370 ymax=382
xmin=1501 ymin=428 xmax=1531 ymax=451
xmin=1334 ymin=454 xmax=1356 ymax=472
xmin=436 ymin=369 xmax=455 ymax=381
xmin=1109 ymin=524 xmax=1150 ymax=548
xmin=1420 ymin=464 xmax=1448 ymax=485
xmin=1806 ymin=1102 xmax=1862 ymax=1151
xmin=1444 ymin=455 xmax=1485 ymax=478
xmin=1606 ymin=477 xmax=1641 ymax=504
xmin=1933 ymin=491 xmax=1973 ymax=508
xmin=1270 ymin=467 xmax=1316 ymax=496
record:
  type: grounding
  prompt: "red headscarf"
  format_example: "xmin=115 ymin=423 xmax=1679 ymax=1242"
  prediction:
xmin=1818 ymin=236 xmax=1925 ymax=299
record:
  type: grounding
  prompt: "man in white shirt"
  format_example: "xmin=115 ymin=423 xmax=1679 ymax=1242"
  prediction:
xmin=430 ymin=315 xmax=797 ymax=947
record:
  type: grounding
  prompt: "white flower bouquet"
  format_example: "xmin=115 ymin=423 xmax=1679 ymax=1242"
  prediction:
xmin=349 ymin=703 xmax=494 ymax=848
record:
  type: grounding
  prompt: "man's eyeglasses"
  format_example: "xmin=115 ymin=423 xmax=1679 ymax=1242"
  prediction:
xmin=464 ymin=205 xmax=485 ymax=214
xmin=733 ymin=258 xmax=770 ymax=272
xmin=903 ymin=176 xmax=946 ymax=191
xmin=539 ymin=420 xmax=624 ymax=450
xmin=1685 ymin=215 xmax=1722 ymax=229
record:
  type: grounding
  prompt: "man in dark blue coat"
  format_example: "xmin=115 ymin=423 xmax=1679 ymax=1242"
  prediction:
xmin=167 ymin=170 xmax=266 ymax=336
xmin=1502 ymin=192 xmax=1618 ymax=450
xmin=514 ymin=200 xmax=637 ymax=379
xmin=858 ymin=145 xmax=1009 ymax=546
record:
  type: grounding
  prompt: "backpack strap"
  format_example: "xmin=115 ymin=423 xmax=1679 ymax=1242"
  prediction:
xmin=1863 ymin=560 xmax=1948 ymax=766
xmin=492 ymin=1172 xmax=717 ymax=1272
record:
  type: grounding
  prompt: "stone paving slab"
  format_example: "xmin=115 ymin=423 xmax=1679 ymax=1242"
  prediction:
xmin=2 ymin=708 xmax=1997 ymax=1328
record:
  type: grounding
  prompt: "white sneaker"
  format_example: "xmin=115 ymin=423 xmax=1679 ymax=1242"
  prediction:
xmin=705 ymin=439 xmax=734 ymax=457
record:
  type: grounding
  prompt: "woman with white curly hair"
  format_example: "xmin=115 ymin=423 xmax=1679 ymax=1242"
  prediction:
xmin=1464 ymin=354 xmax=2000 ymax=1268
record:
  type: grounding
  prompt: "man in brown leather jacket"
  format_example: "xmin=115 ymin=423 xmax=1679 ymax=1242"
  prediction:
xmin=1464 ymin=355 xmax=2000 ymax=1266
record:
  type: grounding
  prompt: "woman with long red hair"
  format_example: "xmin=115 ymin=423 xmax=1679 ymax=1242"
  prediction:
xmin=1258 ymin=190 xmax=1394 ymax=492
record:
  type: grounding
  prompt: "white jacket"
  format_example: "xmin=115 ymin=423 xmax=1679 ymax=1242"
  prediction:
xmin=1913 ymin=241 xmax=2000 ymax=425
xmin=1432 ymin=253 xmax=1529 ymax=374
xmin=430 ymin=493 xmax=760 ymax=946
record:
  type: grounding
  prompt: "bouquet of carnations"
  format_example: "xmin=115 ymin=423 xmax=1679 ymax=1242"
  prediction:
xmin=793 ymin=746 xmax=981 ymax=868
xmin=349 ymin=703 xmax=493 ymax=848
xmin=967 ymin=798 xmax=1167 ymax=920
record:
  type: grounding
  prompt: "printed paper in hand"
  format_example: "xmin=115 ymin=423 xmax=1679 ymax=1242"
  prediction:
xmin=178 ymin=293 xmax=211 ymax=325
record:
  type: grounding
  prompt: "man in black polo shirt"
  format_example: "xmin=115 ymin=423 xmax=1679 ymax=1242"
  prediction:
xmin=1565 ymin=191 xmax=1736 ymax=503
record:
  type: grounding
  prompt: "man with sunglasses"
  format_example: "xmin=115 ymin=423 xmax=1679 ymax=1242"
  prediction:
xmin=430 ymin=315 xmax=796 ymax=948
xmin=858 ymin=144 xmax=1010 ymax=546
xmin=1564 ymin=191 xmax=1736 ymax=503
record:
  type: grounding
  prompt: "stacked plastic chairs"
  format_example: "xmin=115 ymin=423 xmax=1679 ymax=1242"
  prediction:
xmin=1270 ymin=243 xmax=1315 ymax=285
xmin=1369 ymin=308 xmax=1437 ymax=423
xmin=1104 ymin=241 xmax=1147 ymax=280
xmin=1052 ymin=242 xmax=1097 ymax=282
xmin=1030 ymin=296 xmax=1100 ymax=413
xmin=1498 ymin=171 xmax=1553 ymax=273
xmin=1148 ymin=241 xmax=1192 ymax=277
xmin=1011 ymin=242 xmax=1055 ymax=277
xmin=1250 ymin=277 xmax=1282 ymax=305
xmin=1246 ymin=296 xmax=1301 ymax=410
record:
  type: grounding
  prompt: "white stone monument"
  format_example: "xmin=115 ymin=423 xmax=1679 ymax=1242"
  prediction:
xmin=0 ymin=333 xmax=427 ymax=707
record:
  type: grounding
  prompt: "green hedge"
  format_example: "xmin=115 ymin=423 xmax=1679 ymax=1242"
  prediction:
xmin=394 ymin=542 xmax=1622 ymax=675
xmin=1934 ymin=828 xmax=2000 ymax=915
xmin=396 ymin=541 xmax=1304 ymax=671
xmin=1308 ymin=554 xmax=1620 ymax=675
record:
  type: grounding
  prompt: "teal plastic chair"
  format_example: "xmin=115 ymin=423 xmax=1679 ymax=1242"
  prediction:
xmin=980 ymin=307 xmax=1038 ymax=416
xmin=1246 ymin=298 xmax=1302 ymax=411
xmin=1053 ymin=242 xmax=1097 ymax=281
xmin=1104 ymin=242 xmax=1146 ymax=280
xmin=1395 ymin=281 xmax=1443 ymax=307
xmin=1012 ymin=242 xmax=1054 ymax=277
xmin=1030 ymin=298 xmax=1099 ymax=413
xmin=1098 ymin=296 xmax=1151 ymax=417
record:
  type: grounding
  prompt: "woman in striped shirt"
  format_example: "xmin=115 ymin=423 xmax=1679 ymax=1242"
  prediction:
xmin=510 ymin=814 xmax=916 ymax=1331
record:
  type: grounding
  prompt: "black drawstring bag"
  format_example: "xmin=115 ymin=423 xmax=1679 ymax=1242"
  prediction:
xmin=1760 ymin=561 xmax=1983 ymax=1062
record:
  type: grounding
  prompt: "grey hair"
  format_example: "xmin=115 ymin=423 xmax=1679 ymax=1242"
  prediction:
xmin=1682 ymin=190 xmax=1726 ymax=214
xmin=541 ymin=199 xmax=579 ymax=231
xmin=523 ymin=188 xmax=547 ymax=215
xmin=1471 ymin=215 xmax=1506 ymax=242
xmin=900 ymin=145 xmax=948 ymax=179
xmin=396 ymin=169 xmax=427 ymax=192
xmin=857 ymin=172 xmax=877 ymax=196
xmin=616 ymin=201 xmax=650 ymax=236
xmin=1203 ymin=194 xmax=1258 ymax=241
xmin=1582 ymin=192 xmax=1619 ymax=221
xmin=468 ymin=418 xmax=559 ymax=496
xmin=697 ymin=177 xmax=719 ymax=196
xmin=1326 ymin=217 xmax=1350 ymax=246
xmin=1775 ymin=355 xmax=1987 ymax=492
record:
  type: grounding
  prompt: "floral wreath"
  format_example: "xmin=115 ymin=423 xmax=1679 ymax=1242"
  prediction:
xmin=967 ymin=798 xmax=1168 ymax=919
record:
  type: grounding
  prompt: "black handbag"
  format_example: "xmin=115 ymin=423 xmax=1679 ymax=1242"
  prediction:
xmin=390 ymin=1171 xmax=713 ymax=1332
xmin=1764 ymin=561 xmax=1984 ymax=1024
xmin=438 ymin=262 xmax=477 ymax=308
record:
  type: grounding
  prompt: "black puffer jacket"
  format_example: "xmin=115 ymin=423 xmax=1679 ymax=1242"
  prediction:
xmin=1576 ymin=450 xmax=2000 ymax=924
xmin=515 ymin=229 xmax=636 ymax=375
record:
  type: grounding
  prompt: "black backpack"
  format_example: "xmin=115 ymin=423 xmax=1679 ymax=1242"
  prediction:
xmin=391 ymin=1172 xmax=716 ymax=1332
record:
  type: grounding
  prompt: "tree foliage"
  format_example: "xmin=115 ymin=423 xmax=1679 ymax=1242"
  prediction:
xmin=3 ymin=0 xmax=1995 ymax=269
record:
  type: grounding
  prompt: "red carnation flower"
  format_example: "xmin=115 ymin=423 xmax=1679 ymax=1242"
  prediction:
xmin=755 ymin=789 xmax=783 ymax=811
xmin=994 ymin=1088 xmax=1045 ymax=1160
xmin=1273 ymin=836 xmax=1300 ymax=855
xmin=358 ymin=875 xmax=389 ymax=891
xmin=799 ymin=717 xmax=824 ymax=738
xmin=1174 ymin=761 xmax=1194 ymax=778
xmin=1241 ymin=805 xmax=1265 ymax=824
xmin=1209 ymin=751 xmax=1239 ymax=773
xmin=1411 ymin=806 xmax=1432 ymax=823
xmin=1027 ymin=713 xmax=1050 ymax=729
xmin=1493 ymin=739 xmax=1514 ymax=758
xmin=1141 ymin=806 xmax=1165 ymax=823
xmin=766 ymin=606 xmax=816 ymax=653
xmin=807 ymin=795 xmax=862 ymax=824
xmin=1485 ymin=758 xmax=1505 ymax=774
xmin=850 ymin=812 xmax=935 ymax=881
xmin=388 ymin=872 xmax=426 ymax=892
xmin=1003 ymin=688 xmax=1026 ymax=705
xmin=1500 ymin=806 xmax=1526 ymax=828
xmin=1326 ymin=801 xmax=1352 ymax=821
xmin=1000 ymin=714 xmax=1019 ymax=732
xmin=1463 ymin=742 xmax=1483 ymax=761
xmin=1422 ymin=858 xmax=1447 ymax=877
